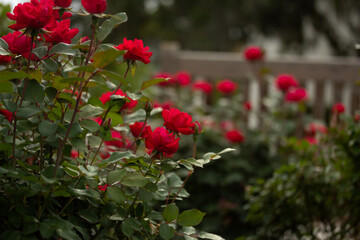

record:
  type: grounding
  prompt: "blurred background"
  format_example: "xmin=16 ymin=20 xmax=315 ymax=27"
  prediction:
xmin=3 ymin=0 xmax=360 ymax=57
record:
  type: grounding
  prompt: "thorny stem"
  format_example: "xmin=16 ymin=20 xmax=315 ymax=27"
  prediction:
xmin=170 ymin=170 xmax=193 ymax=205
xmin=53 ymin=22 xmax=98 ymax=177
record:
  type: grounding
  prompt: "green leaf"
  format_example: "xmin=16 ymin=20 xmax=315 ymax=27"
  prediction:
xmin=16 ymin=106 xmax=42 ymax=118
xmin=107 ymin=112 xmax=123 ymax=127
xmin=70 ymin=137 xmax=87 ymax=151
xmin=100 ymin=70 xmax=126 ymax=84
xmin=43 ymin=58 xmax=59 ymax=72
xmin=78 ymin=209 xmax=99 ymax=224
xmin=0 ymin=81 xmax=12 ymax=93
xmin=33 ymin=46 xmax=48 ymax=59
xmin=78 ymin=104 xmax=104 ymax=118
xmin=67 ymin=122 xmax=83 ymax=138
xmin=141 ymin=78 xmax=168 ymax=90
xmin=198 ymin=232 xmax=225 ymax=240
xmin=121 ymin=173 xmax=148 ymax=187
xmin=0 ymin=38 xmax=9 ymax=51
xmin=180 ymin=158 xmax=204 ymax=168
xmin=177 ymin=209 xmax=206 ymax=227
xmin=88 ymin=135 xmax=102 ymax=148
xmin=38 ymin=120 xmax=57 ymax=136
xmin=0 ymin=71 xmax=28 ymax=81
xmin=101 ymin=151 xmax=136 ymax=165
xmin=218 ymin=148 xmax=236 ymax=155
xmin=62 ymin=161 xmax=80 ymax=177
xmin=107 ymin=186 xmax=126 ymax=204
xmin=78 ymin=165 xmax=99 ymax=177
xmin=121 ymin=218 xmax=134 ymax=237
xmin=49 ymin=43 xmax=77 ymax=56
xmin=56 ymin=228 xmax=81 ymax=240
xmin=67 ymin=187 xmax=100 ymax=199
xmin=68 ymin=65 xmax=96 ymax=73
xmin=92 ymin=48 xmax=125 ymax=69
xmin=163 ymin=203 xmax=179 ymax=223
xmin=159 ymin=224 xmax=175 ymax=240
xmin=80 ymin=119 xmax=100 ymax=132
xmin=23 ymin=79 xmax=45 ymax=102
xmin=124 ymin=109 xmax=146 ymax=123
xmin=97 ymin=12 xmax=128 ymax=41
xmin=30 ymin=70 xmax=43 ymax=82
xmin=39 ymin=220 xmax=56 ymax=238
xmin=107 ymin=169 xmax=127 ymax=185
xmin=0 ymin=143 xmax=12 ymax=152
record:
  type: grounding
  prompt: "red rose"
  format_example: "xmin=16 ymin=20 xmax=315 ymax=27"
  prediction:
xmin=243 ymin=101 xmax=252 ymax=111
xmin=0 ymin=56 xmax=11 ymax=64
xmin=99 ymin=89 xmax=137 ymax=110
xmin=114 ymin=38 xmax=153 ymax=64
xmin=7 ymin=0 xmax=56 ymax=31
xmin=217 ymin=79 xmax=237 ymax=94
xmin=162 ymin=108 xmax=195 ymax=135
xmin=71 ymin=150 xmax=79 ymax=159
xmin=80 ymin=36 xmax=89 ymax=43
xmin=332 ymin=103 xmax=345 ymax=114
xmin=192 ymin=80 xmax=213 ymax=94
xmin=307 ymin=122 xmax=327 ymax=136
xmin=175 ymin=71 xmax=191 ymax=86
xmin=0 ymin=109 xmax=13 ymax=122
xmin=129 ymin=122 xmax=152 ymax=138
xmin=285 ymin=88 xmax=307 ymax=102
xmin=275 ymin=74 xmax=299 ymax=92
xmin=2 ymin=31 xmax=33 ymax=56
xmin=54 ymin=0 xmax=71 ymax=8
xmin=243 ymin=46 xmax=263 ymax=61
xmin=104 ymin=130 xmax=129 ymax=149
xmin=154 ymin=72 xmax=176 ymax=87
xmin=98 ymin=184 xmax=108 ymax=191
xmin=225 ymin=129 xmax=245 ymax=143
xmin=45 ymin=19 xmax=79 ymax=44
xmin=145 ymin=127 xmax=179 ymax=155
xmin=81 ymin=0 xmax=107 ymax=14
xmin=304 ymin=136 xmax=317 ymax=145
xmin=355 ymin=113 xmax=360 ymax=122
xmin=153 ymin=101 xmax=173 ymax=111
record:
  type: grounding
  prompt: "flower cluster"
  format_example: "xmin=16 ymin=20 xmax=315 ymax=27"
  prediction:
xmin=274 ymin=74 xmax=307 ymax=103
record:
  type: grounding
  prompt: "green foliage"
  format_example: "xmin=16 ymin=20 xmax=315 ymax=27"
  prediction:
xmin=0 ymin=6 xmax=225 ymax=240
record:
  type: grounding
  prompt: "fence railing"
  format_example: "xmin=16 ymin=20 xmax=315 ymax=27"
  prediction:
xmin=159 ymin=43 xmax=360 ymax=121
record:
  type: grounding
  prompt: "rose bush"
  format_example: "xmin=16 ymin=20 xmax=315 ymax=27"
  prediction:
xmin=0 ymin=1 xmax=230 ymax=240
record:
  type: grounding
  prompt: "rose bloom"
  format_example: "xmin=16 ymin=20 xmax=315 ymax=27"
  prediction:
xmin=355 ymin=113 xmax=360 ymax=122
xmin=129 ymin=122 xmax=152 ymax=138
xmin=54 ymin=0 xmax=71 ymax=8
xmin=99 ymin=89 xmax=137 ymax=110
xmin=153 ymin=101 xmax=173 ymax=111
xmin=114 ymin=38 xmax=153 ymax=64
xmin=7 ymin=0 xmax=56 ymax=31
xmin=175 ymin=71 xmax=191 ymax=86
xmin=71 ymin=150 xmax=79 ymax=159
xmin=81 ymin=0 xmax=107 ymax=14
xmin=45 ymin=19 xmax=79 ymax=44
xmin=243 ymin=101 xmax=252 ymax=111
xmin=145 ymin=127 xmax=179 ymax=155
xmin=332 ymin=103 xmax=345 ymax=114
xmin=0 ymin=109 xmax=13 ymax=122
xmin=192 ymin=80 xmax=213 ymax=94
xmin=0 ymin=55 xmax=11 ymax=64
xmin=98 ymin=184 xmax=108 ymax=191
xmin=243 ymin=46 xmax=263 ymax=61
xmin=225 ymin=129 xmax=245 ymax=144
xmin=104 ymin=130 xmax=128 ymax=149
xmin=80 ymin=36 xmax=89 ymax=43
xmin=2 ymin=31 xmax=33 ymax=57
xmin=162 ymin=108 xmax=195 ymax=135
xmin=307 ymin=122 xmax=327 ymax=136
xmin=217 ymin=79 xmax=237 ymax=94
xmin=285 ymin=88 xmax=307 ymax=102
xmin=154 ymin=72 xmax=176 ymax=87
xmin=304 ymin=136 xmax=317 ymax=145
xmin=275 ymin=74 xmax=299 ymax=92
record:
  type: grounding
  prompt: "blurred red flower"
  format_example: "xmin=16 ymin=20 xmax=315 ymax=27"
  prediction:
xmin=225 ymin=129 xmax=245 ymax=143
xmin=285 ymin=88 xmax=307 ymax=102
xmin=81 ymin=0 xmax=107 ymax=14
xmin=175 ymin=71 xmax=191 ymax=86
xmin=217 ymin=79 xmax=237 ymax=94
xmin=275 ymin=74 xmax=299 ymax=92
xmin=243 ymin=101 xmax=252 ymax=111
xmin=54 ymin=0 xmax=71 ymax=8
xmin=99 ymin=89 xmax=137 ymax=110
xmin=243 ymin=46 xmax=263 ymax=61
xmin=129 ymin=122 xmax=152 ymax=138
xmin=192 ymin=80 xmax=213 ymax=94
xmin=332 ymin=103 xmax=345 ymax=114
xmin=0 ymin=109 xmax=13 ymax=122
